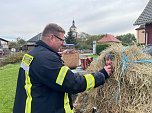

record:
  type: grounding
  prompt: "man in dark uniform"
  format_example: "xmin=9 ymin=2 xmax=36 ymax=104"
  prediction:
xmin=13 ymin=23 xmax=112 ymax=113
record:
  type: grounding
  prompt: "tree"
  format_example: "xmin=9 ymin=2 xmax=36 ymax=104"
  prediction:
xmin=86 ymin=34 xmax=104 ymax=45
xmin=16 ymin=37 xmax=26 ymax=46
xmin=65 ymin=31 xmax=77 ymax=44
xmin=75 ymin=34 xmax=103 ymax=50
xmin=8 ymin=41 xmax=19 ymax=49
xmin=117 ymin=33 xmax=136 ymax=46
xmin=8 ymin=37 xmax=26 ymax=51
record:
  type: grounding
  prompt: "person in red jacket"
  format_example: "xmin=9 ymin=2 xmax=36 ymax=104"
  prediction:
xmin=13 ymin=23 xmax=112 ymax=113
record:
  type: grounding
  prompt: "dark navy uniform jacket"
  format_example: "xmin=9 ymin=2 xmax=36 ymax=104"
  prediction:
xmin=13 ymin=40 xmax=108 ymax=113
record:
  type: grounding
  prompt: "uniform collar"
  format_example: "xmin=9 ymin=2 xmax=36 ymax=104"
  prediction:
xmin=36 ymin=40 xmax=61 ymax=57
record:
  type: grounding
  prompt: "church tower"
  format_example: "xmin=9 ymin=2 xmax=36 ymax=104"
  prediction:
xmin=69 ymin=20 xmax=77 ymax=38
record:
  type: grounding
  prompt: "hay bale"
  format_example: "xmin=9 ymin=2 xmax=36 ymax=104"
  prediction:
xmin=74 ymin=44 xmax=152 ymax=113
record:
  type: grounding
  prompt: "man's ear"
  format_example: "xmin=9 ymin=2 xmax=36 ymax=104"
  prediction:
xmin=49 ymin=35 xmax=56 ymax=47
xmin=48 ymin=34 xmax=54 ymax=42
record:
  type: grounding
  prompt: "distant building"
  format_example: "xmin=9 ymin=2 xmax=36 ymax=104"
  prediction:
xmin=134 ymin=0 xmax=152 ymax=45
xmin=23 ymin=33 xmax=41 ymax=51
xmin=69 ymin=20 xmax=90 ymax=40
xmin=77 ymin=32 xmax=90 ymax=41
xmin=135 ymin=25 xmax=145 ymax=44
xmin=0 ymin=38 xmax=9 ymax=56
xmin=97 ymin=34 xmax=121 ymax=44
xmin=69 ymin=20 xmax=77 ymax=38
xmin=0 ymin=38 xmax=9 ymax=49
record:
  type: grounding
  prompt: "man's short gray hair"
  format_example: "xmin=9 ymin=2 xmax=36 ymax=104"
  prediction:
xmin=42 ymin=23 xmax=65 ymax=37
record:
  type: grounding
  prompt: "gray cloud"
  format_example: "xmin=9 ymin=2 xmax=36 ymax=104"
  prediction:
xmin=0 ymin=0 xmax=149 ymax=40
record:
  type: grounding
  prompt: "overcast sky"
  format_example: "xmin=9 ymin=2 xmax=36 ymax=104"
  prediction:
xmin=0 ymin=0 xmax=149 ymax=41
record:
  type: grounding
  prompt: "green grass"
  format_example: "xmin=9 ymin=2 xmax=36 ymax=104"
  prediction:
xmin=0 ymin=63 xmax=20 ymax=113
xmin=87 ymin=54 xmax=99 ymax=58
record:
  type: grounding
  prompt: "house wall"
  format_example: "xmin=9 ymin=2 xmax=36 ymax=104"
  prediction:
xmin=0 ymin=39 xmax=9 ymax=56
xmin=0 ymin=40 xmax=9 ymax=49
xmin=145 ymin=23 xmax=152 ymax=45
xmin=136 ymin=29 xmax=145 ymax=44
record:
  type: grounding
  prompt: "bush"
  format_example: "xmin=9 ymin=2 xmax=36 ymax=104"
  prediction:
xmin=78 ymin=44 xmax=92 ymax=50
xmin=96 ymin=44 xmax=109 ymax=55
xmin=1 ymin=52 xmax=25 ymax=66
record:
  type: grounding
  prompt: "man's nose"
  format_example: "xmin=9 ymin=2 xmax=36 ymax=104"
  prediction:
xmin=61 ymin=41 xmax=64 ymax=46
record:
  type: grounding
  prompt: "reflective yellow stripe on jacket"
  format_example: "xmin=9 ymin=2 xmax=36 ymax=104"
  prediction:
xmin=21 ymin=54 xmax=34 ymax=113
xmin=64 ymin=93 xmax=74 ymax=113
xmin=56 ymin=66 xmax=69 ymax=85
xmin=56 ymin=66 xmax=73 ymax=112
xmin=84 ymin=74 xmax=95 ymax=90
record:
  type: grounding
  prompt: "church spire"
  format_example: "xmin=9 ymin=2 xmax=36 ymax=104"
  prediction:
xmin=72 ymin=20 xmax=75 ymax=26
xmin=70 ymin=20 xmax=76 ymax=31
xmin=69 ymin=20 xmax=77 ymax=38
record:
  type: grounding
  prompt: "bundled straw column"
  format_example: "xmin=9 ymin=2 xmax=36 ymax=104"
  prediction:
xmin=74 ymin=44 xmax=152 ymax=113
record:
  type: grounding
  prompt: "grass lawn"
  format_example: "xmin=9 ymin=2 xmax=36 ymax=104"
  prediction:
xmin=0 ymin=63 xmax=20 ymax=113
xmin=87 ymin=54 xmax=98 ymax=58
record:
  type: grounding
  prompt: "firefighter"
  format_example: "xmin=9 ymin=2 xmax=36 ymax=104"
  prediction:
xmin=13 ymin=23 xmax=112 ymax=113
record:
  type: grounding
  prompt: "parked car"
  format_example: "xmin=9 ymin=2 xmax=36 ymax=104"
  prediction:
xmin=145 ymin=44 xmax=152 ymax=56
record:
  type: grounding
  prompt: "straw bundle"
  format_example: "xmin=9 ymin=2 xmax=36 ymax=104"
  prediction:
xmin=74 ymin=44 xmax=152 ymax=113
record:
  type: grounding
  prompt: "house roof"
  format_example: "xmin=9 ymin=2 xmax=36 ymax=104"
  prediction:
xmin=134 ymin=0 xmax=152 ymax=25
xmin=27 ymin=33 xmax=42 ymax=42
xmin=97 ymin=34 xmax=121 ymax=43
xmin=0 ymin=38 xmax=9 ymax=42
xmin=135 ymin=25 xmax=145 ymax=30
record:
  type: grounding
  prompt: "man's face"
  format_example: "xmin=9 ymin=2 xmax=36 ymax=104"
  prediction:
xmin=52 ymin=32 xmax=65 ymax=52
xmin=105 ymin=54 xmax=113 ymax=66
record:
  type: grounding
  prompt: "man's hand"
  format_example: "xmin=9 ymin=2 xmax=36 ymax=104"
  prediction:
xmin=104 ymin=65 xmax=112 ymax=76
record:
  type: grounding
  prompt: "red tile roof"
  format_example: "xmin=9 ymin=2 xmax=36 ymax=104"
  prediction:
xmin=97 ymin=34 xmax=121 ymax=43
